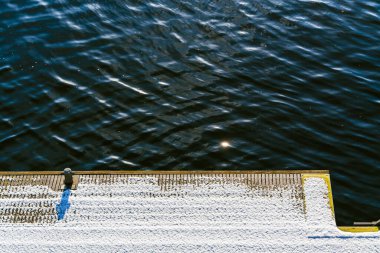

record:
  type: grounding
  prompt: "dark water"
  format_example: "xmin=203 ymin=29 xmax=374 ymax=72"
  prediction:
xmin=0 ymin=0 xmax=379 ymax=225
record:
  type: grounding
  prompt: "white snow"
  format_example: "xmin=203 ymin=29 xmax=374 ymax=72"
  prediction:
xmin=0 ymin=175 xmax=379 ymax=253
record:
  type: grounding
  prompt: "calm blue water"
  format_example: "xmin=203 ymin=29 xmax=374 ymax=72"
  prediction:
xmin=0 ymin=0 xmax=379 ymax=225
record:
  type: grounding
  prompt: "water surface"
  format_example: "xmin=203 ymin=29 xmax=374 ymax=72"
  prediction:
xmin=0 ymin=0 xmax=379 ymax=225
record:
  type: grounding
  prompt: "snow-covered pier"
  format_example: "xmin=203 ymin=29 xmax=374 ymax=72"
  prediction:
xmin=0 ymin=170 xmax=378 ymax=252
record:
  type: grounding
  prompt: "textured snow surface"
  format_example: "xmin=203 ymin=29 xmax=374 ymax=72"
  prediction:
xmin=0 ymin=175 xmax=379 ymax=253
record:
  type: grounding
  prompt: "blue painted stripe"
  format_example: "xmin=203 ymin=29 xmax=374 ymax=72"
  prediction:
xmin=56 ymin=187 xmax=71 ymax=220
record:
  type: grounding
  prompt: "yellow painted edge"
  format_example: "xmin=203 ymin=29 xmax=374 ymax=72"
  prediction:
xmin=302 ymin=173 xmax=379 ymax=233
xmin=338 ymin=226 xmax=379 ymax=232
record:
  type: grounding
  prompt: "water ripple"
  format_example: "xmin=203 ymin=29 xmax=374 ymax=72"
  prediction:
xmin=0 ymin=0 xmax=379 ymax=225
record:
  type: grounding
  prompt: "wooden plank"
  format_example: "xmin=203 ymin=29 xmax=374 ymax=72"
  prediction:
xmin=290 ymin=174 xmax=294 ymax=185
xmin=24 ymin=175 xmax=34 ymax=188
xmin=57 ymin=175 xmax=63 ymax=190
xmin=105 ymin=174 xmax=110 ymax=184
xmin=86 ymin=175 xmax=93 ymax=184
xmin=2 ymin=176 xmax=12 ymax=190
xmin=6 ymin=176 xmax=18 ymax=197
xmin=40 ymin=175 xmax=48 ymax=188
xmin=45 ymin=175 xmax=52 ymax=191
xmin=30 ymin=175 xmax=37 ymax=186
xmin=57 ymin=175 xmax=64 ymax=190
xmin=68 ymin=175 xmax=79 ymax=190
xmin=80 ymin=175 xmax=89 ymax=184
xmin=51 ymin=175 xmax=60 ymax=191
xmin=295 ymin=174 xmax=301 ymax=185
xmin=109 ymin=174 xmax=114 ymax=184
xmin=47 ymin=175 xmax=54 ymax=191
xmin=0 ymin=175 xmax=6 ymax=195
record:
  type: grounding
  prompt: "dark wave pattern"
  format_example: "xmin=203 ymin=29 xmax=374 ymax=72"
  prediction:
xmin=0 ymin=0 xmax=379 ymax=225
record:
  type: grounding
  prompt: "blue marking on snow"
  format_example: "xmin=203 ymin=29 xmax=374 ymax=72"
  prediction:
xmin=56 ymin=187 xmax=71 ymax=220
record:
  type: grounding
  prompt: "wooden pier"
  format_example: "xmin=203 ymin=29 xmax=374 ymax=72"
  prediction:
xmin=0 ymin=170 xmax=308 ymax=224
xmin=0 ymin=170 xmax=378 ymax=253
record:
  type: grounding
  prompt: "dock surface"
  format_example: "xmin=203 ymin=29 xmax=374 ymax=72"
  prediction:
xmin=0 ymin=170 xmax=379 ymax=252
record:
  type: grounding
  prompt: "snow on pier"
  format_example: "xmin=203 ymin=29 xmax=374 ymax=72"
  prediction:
xmin=0 ymin=171 xmax=378 ymax=252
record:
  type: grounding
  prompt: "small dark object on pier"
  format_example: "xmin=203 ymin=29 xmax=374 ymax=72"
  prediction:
xmin=64 ymin=168 xmax=73 ymax=186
